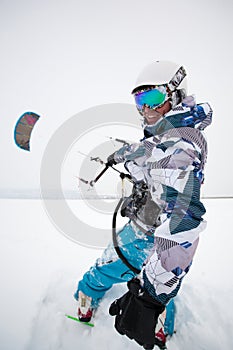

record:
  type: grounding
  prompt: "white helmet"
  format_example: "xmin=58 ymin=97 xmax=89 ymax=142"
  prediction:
xmin=132 ymin=60 xmax=187 ymax=108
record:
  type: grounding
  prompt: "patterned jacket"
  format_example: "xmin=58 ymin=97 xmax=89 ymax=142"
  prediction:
xmin=114 ymin=97 xmax=212 ymax=304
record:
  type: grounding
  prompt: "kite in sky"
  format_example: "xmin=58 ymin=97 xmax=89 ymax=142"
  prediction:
xmin=14 ymin=112 xmax=40 ymax=151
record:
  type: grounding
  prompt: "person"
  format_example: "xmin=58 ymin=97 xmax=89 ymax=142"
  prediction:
xmin=74 ymin=60 xmax=212 ymax=349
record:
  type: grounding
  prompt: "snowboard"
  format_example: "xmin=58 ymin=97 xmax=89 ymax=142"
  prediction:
xmin=65 ymin=314 xmax=94 ymax=327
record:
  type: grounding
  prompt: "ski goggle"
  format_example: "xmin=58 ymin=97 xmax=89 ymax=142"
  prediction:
xmin=134 ymin=86 xmax=168 ymax=112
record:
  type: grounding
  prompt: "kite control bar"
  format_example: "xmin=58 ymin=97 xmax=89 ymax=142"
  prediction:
xmin=89 ymin=164 xmax=110 ymax=187
xmin=78 ymin=161 xmax=132 ymax=187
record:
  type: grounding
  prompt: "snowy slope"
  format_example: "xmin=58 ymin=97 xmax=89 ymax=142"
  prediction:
xmin=1 ymin=198 xmax=233 ymax=350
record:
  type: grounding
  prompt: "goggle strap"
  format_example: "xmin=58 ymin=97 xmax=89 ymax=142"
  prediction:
xmin=168 ymin=66 xmax=187 ymax=91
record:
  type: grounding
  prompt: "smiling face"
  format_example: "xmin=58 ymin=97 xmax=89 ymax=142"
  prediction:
xmin=143 ymin=100 xmax=171 ymax=125
xmin=133 ymin=85 xmax=172 ymax=125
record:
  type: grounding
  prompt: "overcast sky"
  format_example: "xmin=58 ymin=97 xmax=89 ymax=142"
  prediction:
xmin=0 ymin=0 xmax=232 ymax=197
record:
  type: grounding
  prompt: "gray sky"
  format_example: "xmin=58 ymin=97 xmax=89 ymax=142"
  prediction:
xmin=0 ymin=0 xmax=232 ymax=196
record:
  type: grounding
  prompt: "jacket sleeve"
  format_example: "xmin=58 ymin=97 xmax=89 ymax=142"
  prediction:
xmin=141 ymin=136 xmax=207 ymax=305
xmin=113 ymin=142 xmax=145 ymax=163
xmin=113 ymin=143 xmax=147 ymax=182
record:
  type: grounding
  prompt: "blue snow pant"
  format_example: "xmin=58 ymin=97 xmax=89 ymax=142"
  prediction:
xmin=74 ymin=221 xmax=175 ymax=334
xmin=74 ymin=222 xmax=154 ymax=306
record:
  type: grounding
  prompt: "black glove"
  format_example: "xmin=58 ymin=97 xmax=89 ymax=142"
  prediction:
xmin=106 ymin=152 xmax=117 ymax=166
xmin=109 ymin=278 xmax=165 ymax=349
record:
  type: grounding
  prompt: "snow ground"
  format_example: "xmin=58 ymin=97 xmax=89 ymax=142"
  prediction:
xmin=1 ymin=198 xmax=233 ymax=350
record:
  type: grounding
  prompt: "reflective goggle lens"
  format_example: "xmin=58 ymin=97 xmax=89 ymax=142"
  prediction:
xmin=134 ymin=86 xmax=167 ymax=111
